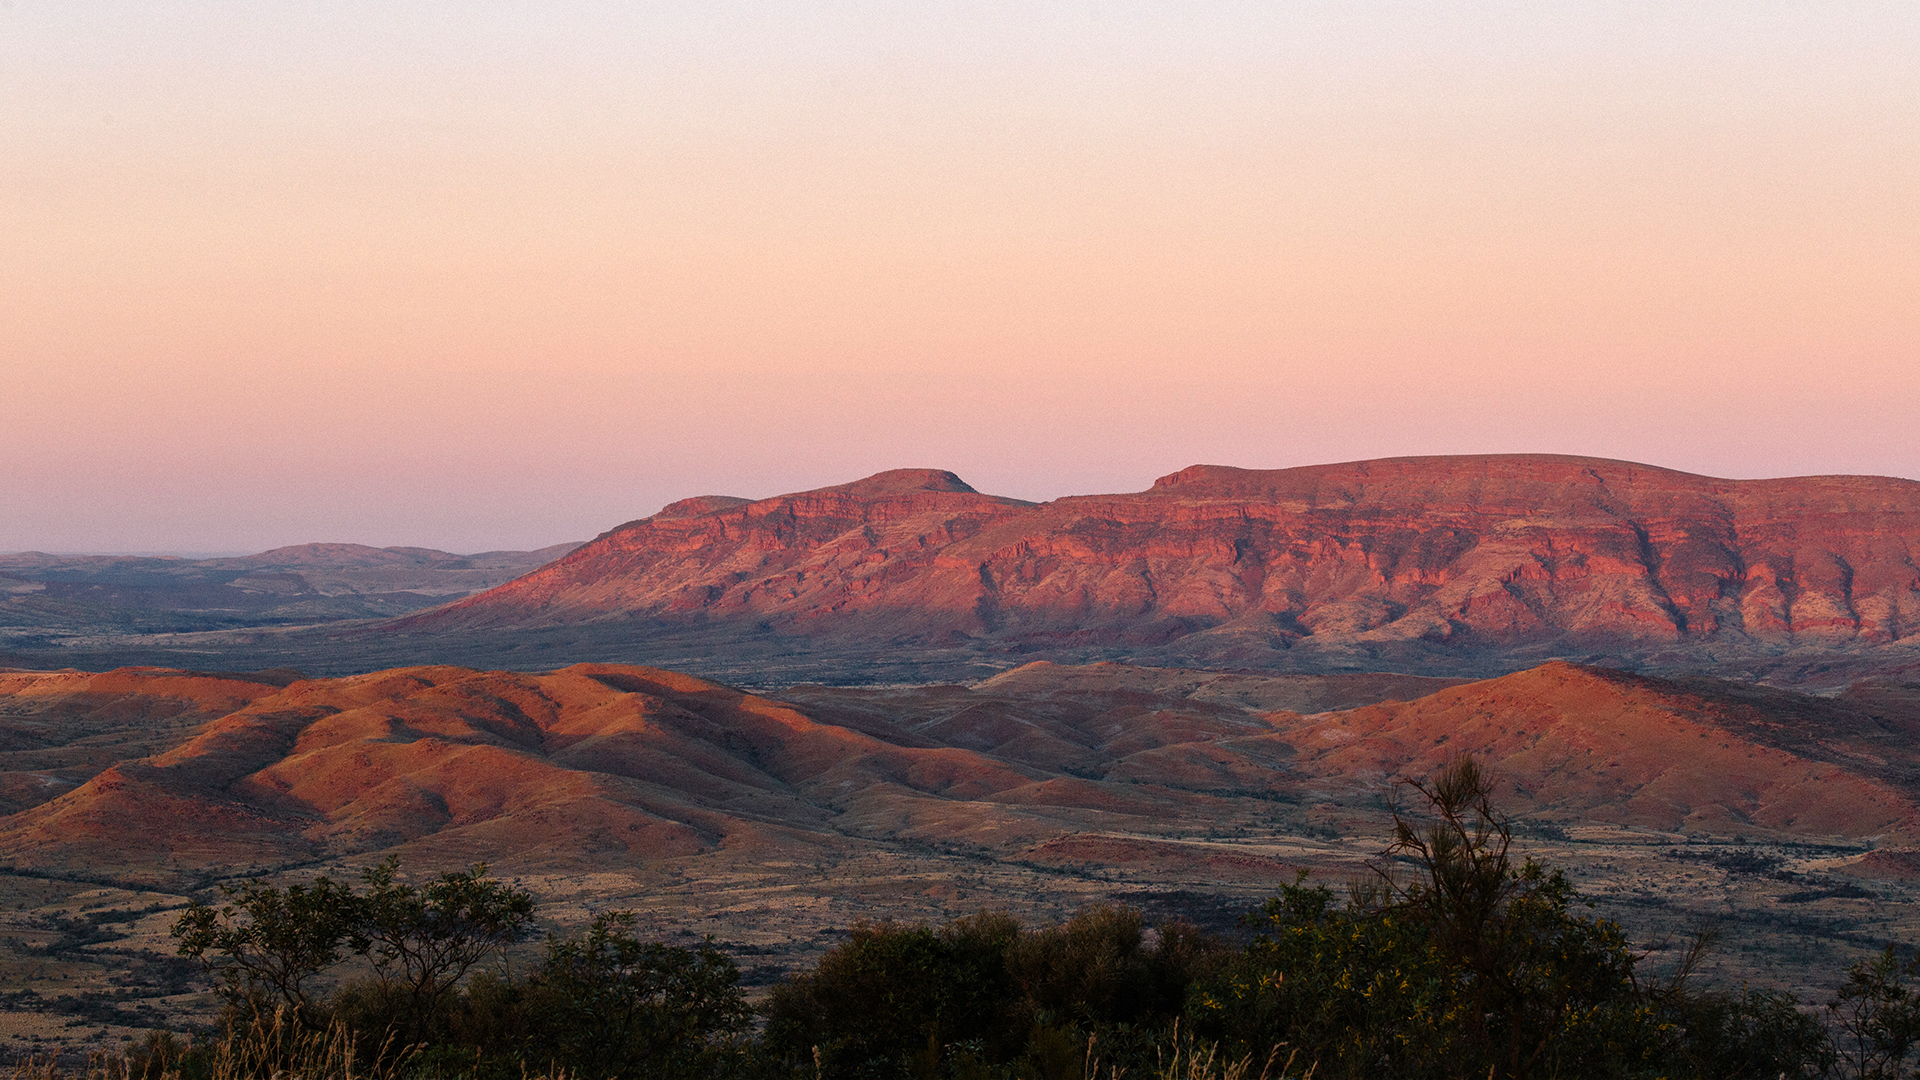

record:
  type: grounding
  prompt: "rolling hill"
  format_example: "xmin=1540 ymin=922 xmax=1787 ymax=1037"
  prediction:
xmin=6 ymin=658 xmax=1919 ymax=888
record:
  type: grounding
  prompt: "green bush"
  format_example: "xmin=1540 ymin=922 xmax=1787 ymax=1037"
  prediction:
xmin=1670 ymin=986 xmax=1835 ymax=1080
xmin=171 ymin=857 xmax=534 ymax=1043
xmin=762 ymin=906 xmax=1229 ymax=1079
xmin=1189 ymin=759 xmax=1707 ymax=1080
xmin=1828 ymin=944 xmax=1920 ymax=1080
xmin=763 ymin=918 xmax=992 ymax=1077
xmin=521 ymin=912 xmax=753 ymax=1080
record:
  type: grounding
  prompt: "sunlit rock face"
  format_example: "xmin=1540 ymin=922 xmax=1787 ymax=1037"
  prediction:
xmin=390 ymin=456 xmax=1920 ymax=669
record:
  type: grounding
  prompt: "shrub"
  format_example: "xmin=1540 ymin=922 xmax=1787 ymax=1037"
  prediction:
xmin=169 ymin=876 xmax=364 ymax=1021
xmin=763 ymin=906 xmax=1229 ymax=1079
xmin=1192 ymin=760 xmax=1669 ymax=1080
xmin=1671 ymin=986 xmax=1835 ymax=1080
xmin=170 ymin=859 xmax=534 ymax=1043
xmin=521 ymin=912 xmax=752 ymax=1080
xmin=1829 ymin=945 xmax=1920 ymax=1080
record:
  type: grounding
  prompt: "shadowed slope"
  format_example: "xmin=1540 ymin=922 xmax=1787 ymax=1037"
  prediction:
xmin=0 ymin=668 xmax=290 ymax=815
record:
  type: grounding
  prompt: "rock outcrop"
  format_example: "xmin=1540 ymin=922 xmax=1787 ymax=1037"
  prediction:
xmin=390 ymin=456 xmax=1920 ymax=675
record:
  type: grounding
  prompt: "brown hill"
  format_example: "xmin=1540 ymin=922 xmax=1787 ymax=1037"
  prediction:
xmin=387 ymin=456 xmax=1920 ymax=679
xmin=785 ymin=659 xmax=1920 ymax=844
xmin=0 ymin=662 xmax=1262 ymax=885
xmin=0 ymin=668 xmax=291 ymax=815
xmin=1260 ymin=661 xmax=1920 ymax=839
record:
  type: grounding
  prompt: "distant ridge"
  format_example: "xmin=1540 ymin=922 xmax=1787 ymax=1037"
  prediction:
xmin=0 ymin=541 xmax=585 ymax=636
xmin=387 ymin=455 xmax=1920 ymax=680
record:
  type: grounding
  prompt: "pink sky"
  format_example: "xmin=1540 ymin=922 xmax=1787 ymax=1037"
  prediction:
xmin=5 ymin=4 xmax=1918 ymax=552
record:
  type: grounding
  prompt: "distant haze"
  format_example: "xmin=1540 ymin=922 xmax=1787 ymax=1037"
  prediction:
xmin=5 ymin=4 xmax=1917 ymax=552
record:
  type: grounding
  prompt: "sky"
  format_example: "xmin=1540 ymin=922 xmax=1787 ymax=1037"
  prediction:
xmin=4 ymin=2 xmax=1917 ymax=553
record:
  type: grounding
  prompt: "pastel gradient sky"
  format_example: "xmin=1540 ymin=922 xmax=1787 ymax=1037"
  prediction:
xmin=5 ymin=3 xmax=1917 ymax=552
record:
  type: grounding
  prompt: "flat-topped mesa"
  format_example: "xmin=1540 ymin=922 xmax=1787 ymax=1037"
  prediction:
xmin=395 ymin=468 xmax=1031 ymax=632
xmin=389 ymin=455 xmax=1920 ymax=663
xmin=1145 ymin=455 xmax=1920 ymax=515
xmin=1150 ymin=455 xmax=1711 ymax=494
xmin=1142 ymin=456 xmax=1742 ymax=522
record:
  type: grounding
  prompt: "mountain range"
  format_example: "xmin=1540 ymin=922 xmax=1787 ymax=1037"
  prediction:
xmin=380 ymin=455 xmax=1920 ymax=685
xmin=8 ymin=452 xmax=1920 ymax=687
xmin=0 ymin=542 xmax=580 ymax=643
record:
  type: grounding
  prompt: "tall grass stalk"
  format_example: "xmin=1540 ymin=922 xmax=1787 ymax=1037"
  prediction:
xmin=1137 ymin=1024 xmax=1301 ymax=1080
xmin=5 ymin=1009 xmax=413 ymax=1080
xmin=208 ymin=1009 xmax=409 ymax=1080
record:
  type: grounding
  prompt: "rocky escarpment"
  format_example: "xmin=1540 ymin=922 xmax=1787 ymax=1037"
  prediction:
xmin=388 ymin=457 xmax=1920 ymax=675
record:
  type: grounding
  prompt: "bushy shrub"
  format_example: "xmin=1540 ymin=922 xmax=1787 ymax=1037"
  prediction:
xmin=1670 ymin=986 xmax=1835 ymax=1080
xmin=763 ymin=906 xmax=1229 ymax=1079
xmin=521 ymin=912 xmax=752 ymax=1080
xmin=171 ymin=857 xmax=533 ymax=1042
xmin=763 ymin=918 xmax=1004 ymax=1077
xmin=1190 ymin=761 xmax=1681 ymax=1080
xmin=1828 ymin=944 xmax=1920 ymax=1080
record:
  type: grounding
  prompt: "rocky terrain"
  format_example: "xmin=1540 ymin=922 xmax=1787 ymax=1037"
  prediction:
xmin=4 ymin=656 xmax=1920 ymax=1047
xmin=381 ymin=456 xmax=1920 ymax=685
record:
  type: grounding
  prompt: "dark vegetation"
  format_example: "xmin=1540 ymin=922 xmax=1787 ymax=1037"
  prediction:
xmin=132 ymin=761 xmax=1920 ymax=1079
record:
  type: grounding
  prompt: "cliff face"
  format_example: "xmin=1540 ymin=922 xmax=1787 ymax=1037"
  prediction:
xmin=391 ymin=457 xmax=1920 ymax=669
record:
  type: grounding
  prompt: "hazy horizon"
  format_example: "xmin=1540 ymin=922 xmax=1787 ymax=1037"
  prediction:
xmin=12 ymin=451 xmax=1920 ymax=557
xmin=8 ymin=3 xmax=1917 ymax=552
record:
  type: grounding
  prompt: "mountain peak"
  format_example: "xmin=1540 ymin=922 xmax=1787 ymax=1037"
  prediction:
xmin=821 ymin=469 xmax=977 ymax=497
xmin=653 ymin=495 xmax=752 ymax=520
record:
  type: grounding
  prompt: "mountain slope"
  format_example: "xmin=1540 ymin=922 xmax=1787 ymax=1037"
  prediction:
xmin=390 ymin=456 xmax=1920 ymax=676
xmin=1258 ymin=661 xmax=1920 ymax=838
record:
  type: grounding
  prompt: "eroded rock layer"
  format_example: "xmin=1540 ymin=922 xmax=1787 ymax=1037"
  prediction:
xmin=392 ymin=457 xmax=1920 ymax=672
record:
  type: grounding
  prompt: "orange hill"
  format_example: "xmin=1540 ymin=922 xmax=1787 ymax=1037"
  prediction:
xmin=5 ymin=659 xmax=1920 ymax=887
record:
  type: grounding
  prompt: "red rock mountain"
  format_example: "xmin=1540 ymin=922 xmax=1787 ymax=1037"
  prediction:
xmin=389 ymin=457 xmax=1920 ymax=676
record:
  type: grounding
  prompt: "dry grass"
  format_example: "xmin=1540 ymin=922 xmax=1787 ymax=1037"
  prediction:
xmin=1146 ymin=1041 xmax=1300 ymax=1080
xmin=1081 ymin=1024 xmax=1303 ymax=1080
xmin=4 ymin=1010 xmax=413 ymax=1080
